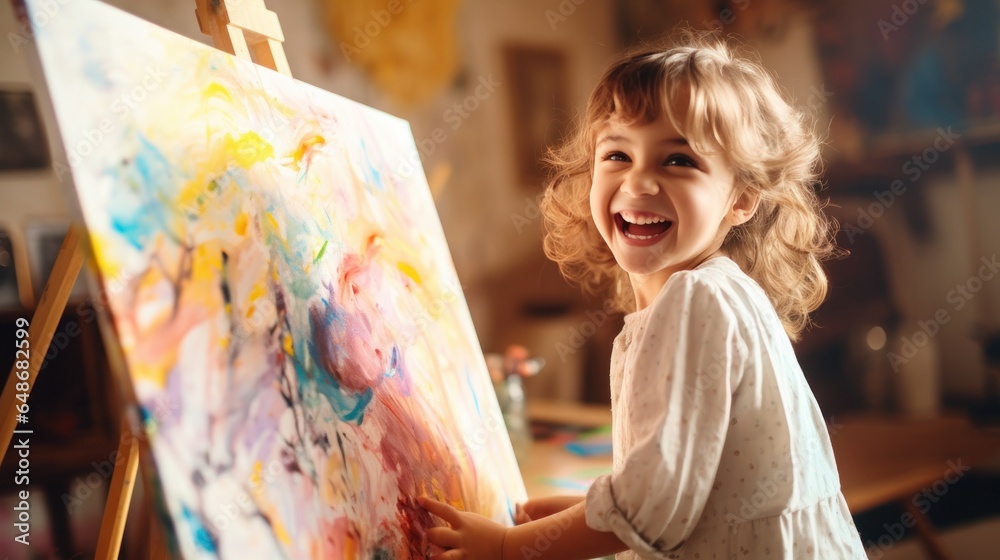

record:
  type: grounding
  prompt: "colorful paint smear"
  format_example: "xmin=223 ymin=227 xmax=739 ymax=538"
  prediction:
xmin=19 ymin=0 xmax=526 ymax=557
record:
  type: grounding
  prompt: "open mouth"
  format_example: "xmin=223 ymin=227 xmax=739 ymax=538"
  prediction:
xmin=615 ymin=212 xmax=673 ymax=241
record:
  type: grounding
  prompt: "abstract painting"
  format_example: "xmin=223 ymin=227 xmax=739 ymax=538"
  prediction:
xmin=18 ymin=0 xmax=525 ymax=557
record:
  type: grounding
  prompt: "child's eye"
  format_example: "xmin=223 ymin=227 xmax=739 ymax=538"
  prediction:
xmin=664 ymin=154 xmax=696 ymax=167
xmin=603 ymin=151 xmax=630 ymax=163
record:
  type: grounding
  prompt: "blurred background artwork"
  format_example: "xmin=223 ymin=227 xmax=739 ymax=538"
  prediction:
xmin=815 ymin=0 xmax=1000 ymax=158
xmin=503 ymin=44 xmax=572 ymax=190
xmin=0 ymin=0 xmax=999 ymax=558
xmin=317 ymin=0 xmax=462 ymax=106
xmin=0 ymin=89 xmax=49 ymax=171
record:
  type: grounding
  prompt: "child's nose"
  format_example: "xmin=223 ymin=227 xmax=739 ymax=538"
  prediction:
xmin=621 ymin=171 xmax=660 ymax=196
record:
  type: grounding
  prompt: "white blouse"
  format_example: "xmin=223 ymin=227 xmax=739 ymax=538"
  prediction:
xmin=585 ymin=256 xmax=867 ymax=559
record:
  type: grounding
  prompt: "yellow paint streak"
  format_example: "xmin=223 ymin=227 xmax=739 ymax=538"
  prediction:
xmin=191 ymin=245 xmax=223 ymax=285
xmin=283 ymin=333 xmax=294 ymax=356
xmin=292 ymin=135 xmax=325 ymax=165
xmin=235 ymin=212 xmax=248 ymax=236
xmin=248 ymin=460 xmax=292 ymax=545
xmin=251 ymin=461 xmax=264 ymax=486
xmin=201 ymin=82 xmax=234 ymax=105
xmin=88 ymin=233 xmax=124 ymax=277
xmin=133 ymin=353 xmax=176 ymax=387
xmin=174 ymin=184 xmax=200 ymax=216
xmin=226 ymin=131 xmax=274 ymax=168
xmin=272 ymin=519 xmax=292 ymax=545
xmin=248 ymin=282 xmax=266 ymax=302
xmin=397 ymin=261 xmax=422 ymax=285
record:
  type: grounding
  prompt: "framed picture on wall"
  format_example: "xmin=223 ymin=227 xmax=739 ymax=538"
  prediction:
xmin=0 ymin=230 xmax=20 ymax=310
xmin=24 ymin=221 xmax=87 ymax=304
xmin=0 ymin=89 xmax=50 ymax=171
xmin=503 ymin=45 xmax=571 ymax=191
xmin=813 ymin=0 xmax=999 ymax=139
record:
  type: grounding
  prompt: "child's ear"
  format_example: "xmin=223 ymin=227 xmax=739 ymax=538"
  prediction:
xmin=729 ymin=185 xmax=761 ymax=227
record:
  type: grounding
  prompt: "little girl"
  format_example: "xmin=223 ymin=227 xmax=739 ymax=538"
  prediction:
xmin=420 ymin=31 xmax=868 ymax=559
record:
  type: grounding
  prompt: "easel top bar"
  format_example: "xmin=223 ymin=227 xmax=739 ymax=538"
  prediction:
xmin=194 ymin=0 xmax=291 ymax=76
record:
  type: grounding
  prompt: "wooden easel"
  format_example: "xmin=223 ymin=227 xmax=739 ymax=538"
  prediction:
xmin=0 ymin=1 xmax=291 ymax=557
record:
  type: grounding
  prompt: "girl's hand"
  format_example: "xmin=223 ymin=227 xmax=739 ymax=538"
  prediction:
xmin=419 ymin=496 xmax=508 ymax=560
xmin=518 ymin=495 xmax=585 ymax=523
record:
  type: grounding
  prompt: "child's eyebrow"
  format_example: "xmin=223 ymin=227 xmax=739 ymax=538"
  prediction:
xmin=595 ymin=135 xmax=690 ymax=149
xmin=596 ymin=134 xmax=627 ymax=147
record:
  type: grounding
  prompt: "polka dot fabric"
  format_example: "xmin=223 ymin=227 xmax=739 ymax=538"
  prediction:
xmin=584 ymin=257 xmax=867 ymax=559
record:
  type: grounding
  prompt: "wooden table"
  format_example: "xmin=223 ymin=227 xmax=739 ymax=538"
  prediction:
xmin=520 ymin=402 xmax=1000 ymax=559
xmin=831 ymin=413 xmax=1000 ymax=560
xmin=522 ymin=400 xmax=613 ymax=499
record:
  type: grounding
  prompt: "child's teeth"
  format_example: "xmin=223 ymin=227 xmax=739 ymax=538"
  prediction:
xmin=624 ymin=231 xmax=658 ymax=240
xmin=622 ymin=212 xmax=668 ymax=225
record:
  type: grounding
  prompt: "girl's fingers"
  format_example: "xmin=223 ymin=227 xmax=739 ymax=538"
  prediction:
xmin=426 ymin=526 xmax=461 ymax=548
xmin=514 ymin=503 xmax=531 ymax=525
xmin=430 ymin=551 xmax=466 ymax=560
xmin=419 ymin=496 xmax=463 ymax=527
xmin=522 ymin=501 xmax=544 ymax=520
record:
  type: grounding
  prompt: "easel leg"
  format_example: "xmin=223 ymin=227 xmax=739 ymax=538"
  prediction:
xmin=95 ymin=424 xmax=140 ymax=559
xmin=902 ymin=500 xmax=956 ymax=560
xmin=0 ymin=224 xmax=85 ymax=464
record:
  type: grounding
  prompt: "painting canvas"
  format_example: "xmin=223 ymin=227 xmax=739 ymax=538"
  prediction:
xmin=17 ymin=0 xmax=526 ymax=557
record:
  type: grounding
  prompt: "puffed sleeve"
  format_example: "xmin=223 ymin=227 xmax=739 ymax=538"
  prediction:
xmin=585 ymin=274 xmax=748 ymax=558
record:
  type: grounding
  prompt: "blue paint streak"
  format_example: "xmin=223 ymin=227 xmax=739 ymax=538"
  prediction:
xmin=315 ymin=297 xmax=346 ymax=330
xmin=359 ymin=138 xmax=385 ymax=191
xmin=297 ymin=338 xmax=373 ymax=426
xmin=466 ymin=367 xmax=481 ymax=417
xmin=181 ymin=505 xmax=217 ymax=552
xmin=109 ymin=135 xmax=185 ymax=250
xmin=384 ymin=346 xmax=399 ymax=379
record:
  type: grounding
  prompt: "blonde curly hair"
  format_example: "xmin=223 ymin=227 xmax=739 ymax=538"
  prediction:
xmin=540 ymin=31 xmax=838 ymax=341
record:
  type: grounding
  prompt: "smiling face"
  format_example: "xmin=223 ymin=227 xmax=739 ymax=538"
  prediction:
xmin=590 ymin=114 xmax=752 ymax=308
